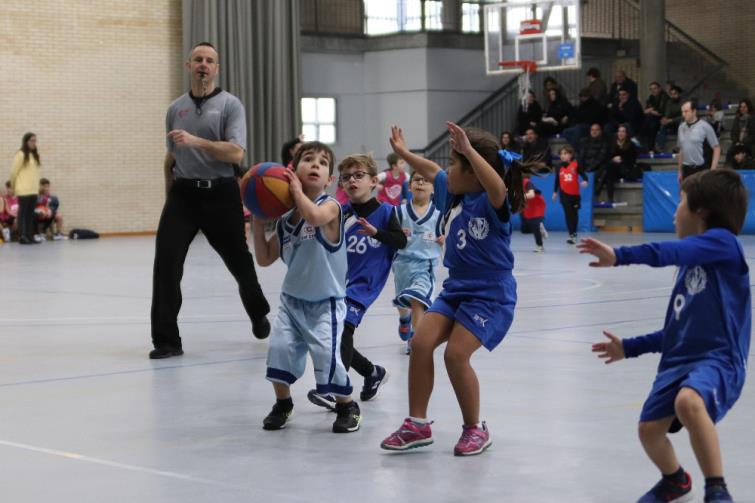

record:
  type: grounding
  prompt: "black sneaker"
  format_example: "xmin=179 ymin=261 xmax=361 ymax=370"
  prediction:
xmin=149 ymin=346 xmax=184 ymax=359
xmin=307 ymin=389 xmax=336 ymax=411
xmin=252 ymin=316 xmax=271 ymax=340
xmin=332 ymin=401 xmax=361 ymax=433
xmin=263 ymin=402 xmax=293 ymax=430
xmin=637 ymin=472 xmax=693 ymax=502
xmin=566 ymin=234 xmax=577 ymax=245
xmin=360 ymin=365 xmax=389 ymax=401
xmin=704 ymin=485 xmax=733 ymax=503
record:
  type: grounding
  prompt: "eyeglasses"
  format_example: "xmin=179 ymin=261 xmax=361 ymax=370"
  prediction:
xmin=412 ymin=177 xmax=427 ymax=185
xmin=339 ymin=171 xmax=370 ymax=183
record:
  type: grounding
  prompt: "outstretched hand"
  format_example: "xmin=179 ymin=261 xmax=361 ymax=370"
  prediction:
xmin=576 ymin=238 xmax=617 ymax=267
xmin=447 ymin=122 xmax=472 ymax=156
xmin=389 ymin=125 xmax=409 ymax=157
xmin=591 ymin=331 xmax=625 ymax=364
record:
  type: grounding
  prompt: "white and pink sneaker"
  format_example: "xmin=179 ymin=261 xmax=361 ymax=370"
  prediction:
xmin=453 ymin=421 xmax=492 ymax=456
xmin=380 ymin=418 xmax=433 ymax=451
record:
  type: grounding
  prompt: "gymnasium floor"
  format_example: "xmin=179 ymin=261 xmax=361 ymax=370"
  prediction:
xmin=1 ymin=232 xmax=753 ymax=503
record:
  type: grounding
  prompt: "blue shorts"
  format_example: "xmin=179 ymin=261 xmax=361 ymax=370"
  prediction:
xmin=427 ymin=272 xmax=517 ymax=351
xmin=344 ymin=297 xmax=367 ymax=328
xmin=640 ymin=362 xmax=745 ymax=432
xmin=266 ymin=294 xmax=352 ymax=396
xmin=392 ymin=257 xmax=437 ymax=309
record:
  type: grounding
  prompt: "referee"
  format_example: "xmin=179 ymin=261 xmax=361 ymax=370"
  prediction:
xmin=677 ymin=98 xmax=721 ymax=182
xmin=150 ymin=42 xmax=270 ymax=359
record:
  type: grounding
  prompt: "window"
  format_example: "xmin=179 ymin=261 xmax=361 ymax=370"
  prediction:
xmin=364 ymin=0 xmax=443 ymax=35
xmin=301 ymin=97 xmax=336 ymax=145
xmin=461 ymin=2 xmax=481 ymax=33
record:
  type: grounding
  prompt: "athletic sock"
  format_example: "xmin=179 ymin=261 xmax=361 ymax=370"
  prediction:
xmin=276 ymin=397 xmax=293 ymax=411
xmin=408 ymin=416 xmax=429 ymax=425
xmin=705 ymin=477 xmax=726 ymax=490
xmin=662 ymin=467 xmax=687 ymax=485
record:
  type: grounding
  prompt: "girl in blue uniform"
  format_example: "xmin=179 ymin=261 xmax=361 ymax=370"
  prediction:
xmin=582 ymin=169 xmax=750 ymax=503
xmin=381 ymin=122 xmax=530 ymax=456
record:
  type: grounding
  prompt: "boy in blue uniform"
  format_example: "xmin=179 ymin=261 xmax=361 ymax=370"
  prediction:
xmin=252 ymin=141 xmax=361 ymax=433
xmin=393 ymin=170 xmax=443 ymax=353
xmin=308 ymin=154 xmax=407 ymax=409
xmin=581 ymin=169 xmax=750 ymax=503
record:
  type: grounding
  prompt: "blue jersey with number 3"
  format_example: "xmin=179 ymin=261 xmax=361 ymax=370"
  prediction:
xmin=343 ymin=202 xmax=398 ymax=308
xmin=433 ymin=170 xmax=514 ymax=275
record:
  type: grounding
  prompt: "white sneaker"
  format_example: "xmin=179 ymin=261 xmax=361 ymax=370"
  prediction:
xmin=1 ymin=228 xmax=10 ymax=242
xmin=534 ymin=245 xmax=545 ymax=253
xmin=52 ymin=233 xmax=67 ymax=241
xmin=33 ymin=234 xmax=44 ymax=243
xmin=539 ymin=222 xmax=548 ymax=239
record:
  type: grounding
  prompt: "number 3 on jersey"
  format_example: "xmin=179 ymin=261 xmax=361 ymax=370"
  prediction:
xmin=456 ymin=229 xmax=466 ymax=250
xmin=347 ymin=235 xmax=368 ymax=254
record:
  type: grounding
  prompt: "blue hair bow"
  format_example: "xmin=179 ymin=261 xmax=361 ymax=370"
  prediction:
xmin=498 ymin=149 xmax=522 ymax=172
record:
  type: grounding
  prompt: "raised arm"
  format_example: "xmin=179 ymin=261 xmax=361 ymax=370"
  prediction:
xmin=252 ymin=216 xmax=280 ymax=267
xmin=389 ymin=125 xmax=441 ymax=182
xmin=447 ymin=122 xmax=506 ymax=208
xmin=285 ymin=170 xmax=340 ymax=228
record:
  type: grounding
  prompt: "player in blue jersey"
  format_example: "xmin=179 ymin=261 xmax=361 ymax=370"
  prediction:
xmin=393 ymin=170 xmax=444 ymax=354
xmin=581 ymin=169 xmax=750 ymax=503
xmin=251 ymin=141 xmax=361 ymax=434
xmin=381 ymin=122 xmax=533 ymax=456
xmin=307 ymin=153 xmax=407 ymax=410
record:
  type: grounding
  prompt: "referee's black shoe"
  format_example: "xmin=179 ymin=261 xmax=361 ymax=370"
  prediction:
xmin=149 ymin=346 xmax=184 ymax=359
xmin=252 ymin=316 xmax=271 ymax=340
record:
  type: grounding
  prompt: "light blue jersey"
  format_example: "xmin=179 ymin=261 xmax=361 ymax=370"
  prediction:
xmin=396 ymin=201 xmax=442 ymax=261
xmin=276 ymin=194 xmax=347 ymax=302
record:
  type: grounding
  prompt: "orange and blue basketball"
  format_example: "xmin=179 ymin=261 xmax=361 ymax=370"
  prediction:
xmin=241 ymin=162 xmax=294 ymax=219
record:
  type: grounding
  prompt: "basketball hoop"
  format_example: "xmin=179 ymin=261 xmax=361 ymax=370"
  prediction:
xmin=499 ymin=60 xmax=537 ymax=111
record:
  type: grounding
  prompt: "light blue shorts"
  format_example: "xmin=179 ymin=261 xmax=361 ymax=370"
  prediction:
xmin=266 ymin=294 xmax=352 ymax=396
xmin=392 ymin=257 xmax=437 ymax=309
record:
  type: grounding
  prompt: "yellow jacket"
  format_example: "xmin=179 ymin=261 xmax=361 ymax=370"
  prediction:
xmin=9 ymin=151 xmax=40 ymax=197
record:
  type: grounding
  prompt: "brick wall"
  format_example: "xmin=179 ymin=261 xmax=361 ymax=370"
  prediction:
xmin=0 ymin=1 xmax=182 ymax=233
xmin=666 ymin=0 xmax=755 ymax=98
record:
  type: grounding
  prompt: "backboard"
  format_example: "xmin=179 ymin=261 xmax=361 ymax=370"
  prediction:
xmin=484 ymin=0 xmax=581 ymax=75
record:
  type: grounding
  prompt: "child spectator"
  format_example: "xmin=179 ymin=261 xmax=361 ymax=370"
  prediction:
xmin=1 ymin=181 xmax=18 ymax=243
xmin=500 ymin=131 xmax=521 ymax=154
xmin=309 ymin=154 xmax=407 ymax=410
xmin=376 ymin=153 xmax=409 ymax=206
xmin=381 ymin=122 xmax=531 ymax=456
xmin=552 ymin=146 xmax=588 ymax=244
xmin=36 ymin=178 xmax=66 ymax=240
xmin=251 ymin=141 xmax=361 ymax=433
xmin=522 ymin=176 xmax=547 ymax=252
xmin=581 ymin=169 xmax=750 ymax=503
xmin=393 ymin=171 xmax=443 ymax=354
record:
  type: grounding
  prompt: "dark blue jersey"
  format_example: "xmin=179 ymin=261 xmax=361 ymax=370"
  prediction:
xmin=433 ymin=169 xmax=514 ymax=277
xmin=618 ymin=228 xmax=751 ymax=383
xmin=343 ymin=201 xmax=400 ymax=309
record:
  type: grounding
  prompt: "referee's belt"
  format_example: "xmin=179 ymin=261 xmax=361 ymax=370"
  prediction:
xmin=175 ymin=177 xmax=236 ymax=189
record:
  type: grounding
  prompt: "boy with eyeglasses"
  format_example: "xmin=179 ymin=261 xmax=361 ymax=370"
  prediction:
xmin=308 ymin=153 xmax=407 ymax=411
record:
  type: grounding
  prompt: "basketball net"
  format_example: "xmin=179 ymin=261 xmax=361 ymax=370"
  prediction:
xmin=499 ymin=60 xmax=537 ymax=112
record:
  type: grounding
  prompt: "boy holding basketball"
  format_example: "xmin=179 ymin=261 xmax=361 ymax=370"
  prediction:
xmin=308 ymin=153 xmax=407 ymax=410
xmin=580 ymin=169 xmax=750 ymax=503
xmin=252 ymin=141 xmax=361 ymax=433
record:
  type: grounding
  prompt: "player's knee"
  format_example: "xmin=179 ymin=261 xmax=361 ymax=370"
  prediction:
xmin=443 ymin=346 xmax=469 ymax=369
xmin=637 ymin=421 xmax=665 ymax=443
xmin=674 ymin=388 xmax=705 ymax=420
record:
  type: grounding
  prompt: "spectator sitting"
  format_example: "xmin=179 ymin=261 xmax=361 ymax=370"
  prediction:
xmin=596 ymin=124 xmax=637 ymax=203
xmin=522 ymin=127 xmax=552 ymax=173
xmin=539 ymin=88 xmax=573 ymax=138
xmin=639 ymin=81 xmax=669 ymax=151
xmin=706 ymin=98 xmax=724 ymax=137
xmin=563 ymin=88 xmax=606 ymax=147
xmin=500 ymin=131 xmax=521 ymax=154
xmin=35 ymin=178 xmax=66 ymax=240
xmin=656 ymin=85 xmax=683 ymax=152
xmin=1 ymin=181 xmax=18 ymax=243
xmin=727 ymin=144 xmax=755 ymax=170
xmin=608 ymin=69 xmax=638 ymax=105
xmin=606 ymin=88 xmax=644 ymax=138
xmin=516 ymin=90 xmax=543 ymax=136
xmin=543 ymin=76 xmax=566 ymax=100
xmin=578 ymin=123 xmax=609 ymax=174
xmin=586 ymin=67 xmax=608 ymax=105
xmin=726 ymin=99 xmax=755 ymax=165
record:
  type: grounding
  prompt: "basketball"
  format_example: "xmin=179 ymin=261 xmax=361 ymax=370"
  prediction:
xmin=241 ymin=162 xmax=294 ymax=219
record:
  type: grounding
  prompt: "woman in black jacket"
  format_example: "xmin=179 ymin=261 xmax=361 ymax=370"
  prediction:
xmin=595 ymin=124 xmax=637 ymax=203
xmin=538 ymin=88 xmax=573 ymax=138
xmin=516 ymin=91 xmax=543 ymax=136
xmin=727 ymin=99 xmax=755 ymax=165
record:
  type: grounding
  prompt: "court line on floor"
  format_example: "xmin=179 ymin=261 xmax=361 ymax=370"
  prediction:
xmin=0 ymin=439 xmax=250 ymax=492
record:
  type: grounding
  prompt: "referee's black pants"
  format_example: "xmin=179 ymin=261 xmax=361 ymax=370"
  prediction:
xmin=150 ymin=178 xmax=270 ymax=349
